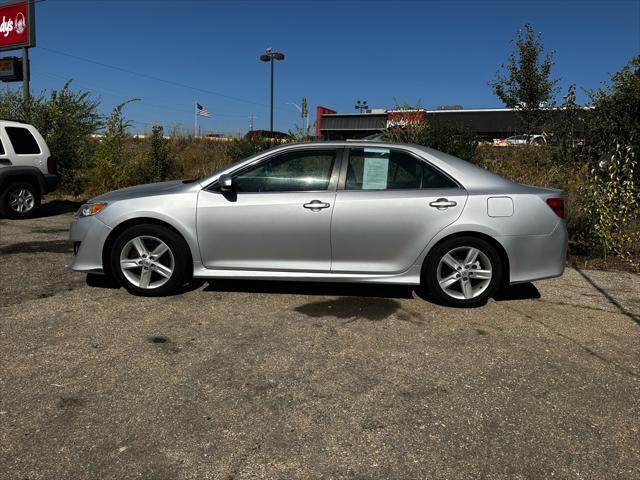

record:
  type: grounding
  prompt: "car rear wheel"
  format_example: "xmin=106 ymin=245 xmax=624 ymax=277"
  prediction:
xmin=110 ymin=224 xmax=190 ymax=296
xmin=423 ymin=236 xmax=503 ymax=308
xmin=1 ymin=181 xmax=40 ymax=219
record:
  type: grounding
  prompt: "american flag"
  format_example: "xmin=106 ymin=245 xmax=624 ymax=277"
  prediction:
xmin=196 ymin=103 xmax=211 ymax=118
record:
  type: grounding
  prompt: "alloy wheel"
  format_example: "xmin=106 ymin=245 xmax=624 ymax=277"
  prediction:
xmin=436 ymin=246 xmax=493 ymax=300
xmin=9 ymin=188 xmax=35 ymax=213
xmin=119 ymin=235 xmax=175 ymax=289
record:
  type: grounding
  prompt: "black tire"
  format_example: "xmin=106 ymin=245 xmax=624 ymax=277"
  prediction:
xmin=110 ymin=223 xmax=191 ymax=297
xmin=0 ymin=181 xmax=41 ymax=219
xmin=422 ymin=236 xmax=503 ymax=308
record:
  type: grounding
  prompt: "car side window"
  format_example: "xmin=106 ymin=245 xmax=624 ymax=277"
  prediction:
xmin=5 ymin=127 xmax=41 ymax=155
xmin=233 ymin=149 xmax=337 ymax=193
xmin=0 ymin=138 xmax=5 ymax=155
xmin=345 ymin=148 xmax=457 ymax=190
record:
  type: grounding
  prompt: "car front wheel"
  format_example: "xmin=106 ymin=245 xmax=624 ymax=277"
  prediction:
xmin=423 ymin=236 xmax=503 ymax=308
xmin=110 ymin=224 xmax=190 ymax=296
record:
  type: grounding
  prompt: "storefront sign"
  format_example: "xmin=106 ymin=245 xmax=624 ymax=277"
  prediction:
xmin=0 ymin=1 xmax=35 ymax=51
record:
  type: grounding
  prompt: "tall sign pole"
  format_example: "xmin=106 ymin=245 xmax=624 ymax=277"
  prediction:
xmin=0 ymin=1 xmax=36 ymax=100
xmin=21 ymin=45 xmax=28 ymax=100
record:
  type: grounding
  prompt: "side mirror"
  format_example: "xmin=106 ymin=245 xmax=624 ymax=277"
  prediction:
xmin=218 ymin=174 xmax=233 ymax=192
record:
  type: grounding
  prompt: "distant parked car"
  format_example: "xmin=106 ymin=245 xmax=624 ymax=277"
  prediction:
xmin=244 ymin=130 xmax=291 ymax=141
xmin=69 ymin=141 xmax=567 ymax=307
xmin=0 ymin=120 xmax=57 ymax=218
xmin=504 ymin=134 xmax=547 ymax=146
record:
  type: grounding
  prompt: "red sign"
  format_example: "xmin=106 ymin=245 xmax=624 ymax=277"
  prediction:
xmin=0 ymin=1 xmax=35 ymax=51
xmin=386 ymin=110 xmax=427 ymax=128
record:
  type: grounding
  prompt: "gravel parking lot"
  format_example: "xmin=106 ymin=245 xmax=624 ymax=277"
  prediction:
xmin=1 ymin=202 xmax=639 ymax=479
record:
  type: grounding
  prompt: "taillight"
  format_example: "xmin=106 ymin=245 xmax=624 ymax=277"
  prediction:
xmin=47 ymin=156 xmax=57 ymax=175
xmin=546 ymin=198 xmax=565 ymax=219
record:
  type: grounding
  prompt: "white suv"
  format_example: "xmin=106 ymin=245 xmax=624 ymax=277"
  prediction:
xmin=0 ymin=120 xmax=57 ymax=218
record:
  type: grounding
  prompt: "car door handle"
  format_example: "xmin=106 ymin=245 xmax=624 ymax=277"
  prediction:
xmin=303 ymin=200 xmax=331 ymax=211
xmin=429 ymin=198 xmax=457 ymax=210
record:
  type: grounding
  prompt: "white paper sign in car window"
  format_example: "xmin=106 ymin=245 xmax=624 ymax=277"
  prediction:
xmin=362 ymin=147 xmax=390 ymax=190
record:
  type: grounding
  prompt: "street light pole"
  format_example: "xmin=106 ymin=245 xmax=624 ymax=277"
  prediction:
xmin=270 ymin=55 xmax=274 ymax=131
xmin=260 ymin=48 xmax=285 ymax=132
xmin=355 ymin=100 xmax=369 ymax=113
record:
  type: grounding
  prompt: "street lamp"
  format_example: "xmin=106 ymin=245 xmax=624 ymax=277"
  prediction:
xmin=355 ymin=100 xmax=369 ymax=113
xmin=260 ymin=48 xmax=285 ymax=132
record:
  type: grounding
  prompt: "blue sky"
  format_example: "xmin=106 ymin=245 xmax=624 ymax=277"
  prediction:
xmin=12 ymin=0 xmax=640 ymax=133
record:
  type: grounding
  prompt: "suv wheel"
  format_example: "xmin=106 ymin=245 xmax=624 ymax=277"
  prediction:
xmin=423 ymin=236 xmax=503 ymax=308
xmin=1 ymin=181 xmax=41 ymax=219
xmin=110 ymin=224 xmax=190 ymax=296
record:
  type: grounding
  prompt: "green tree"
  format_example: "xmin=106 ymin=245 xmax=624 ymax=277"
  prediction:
xmin=585 ymin=55 xmax=640 ymax=173
xmin=87 ymin=100 xmax=139 ymax=195
xmin=489 ymin=23 xmax=559 ymax=134
xmin=148 ymin=125 xmax=173 ymax=182
xmin=383 ymin=120 xmax=478 ymax=163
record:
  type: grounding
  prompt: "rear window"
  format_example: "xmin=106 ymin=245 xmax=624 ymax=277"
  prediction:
xmin=5 ymin=127 xmax=41 ymax=154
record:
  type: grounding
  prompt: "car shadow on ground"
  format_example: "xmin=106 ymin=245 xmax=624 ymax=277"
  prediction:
xmin=203 ymin=279 xmax=415 ymax=299
xmin=35 ymin=200 xmax=83 ymax=218
xmin=204 ymin=279 xmax=541 ymax=305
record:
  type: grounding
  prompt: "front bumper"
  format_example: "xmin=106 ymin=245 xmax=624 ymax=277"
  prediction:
xmin=497 ymin=221 xmax=568 ymax=284
xmin=68 ymin=215 xmax=112 ymax=273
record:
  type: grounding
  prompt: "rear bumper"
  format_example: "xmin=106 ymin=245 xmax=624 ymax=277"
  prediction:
xmin=43 ymin=174 xmax=58 ymax=194
xmin=497 ymin=221 xmax=568 ymax=284
xmin=68 ymin=215 xmax=111 ymax=273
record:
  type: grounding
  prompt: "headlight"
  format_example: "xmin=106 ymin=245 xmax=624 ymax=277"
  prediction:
xmin=77 ymin=202 xmax=108 ymax=217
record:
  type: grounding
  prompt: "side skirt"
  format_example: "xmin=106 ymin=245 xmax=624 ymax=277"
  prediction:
xmin=192 ymin=264 xmax=422 ymax=285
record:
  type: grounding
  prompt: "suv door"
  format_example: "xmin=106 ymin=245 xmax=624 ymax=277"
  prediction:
xmin=197 ymin=148 xmax=341 ymax=271
xmin=330 ymin=146 xmax=467 ymax=273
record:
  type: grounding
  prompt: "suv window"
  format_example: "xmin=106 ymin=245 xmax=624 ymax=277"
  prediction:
xmin=346 ymin=147 xmax=457 ymax=190
xmin=5 ymin=127 xmax=41 ymax=154
xmin=233 ymin=149 xmax=337 ymax=193
xmin=0 ymin=138 xmax=4 ymax=155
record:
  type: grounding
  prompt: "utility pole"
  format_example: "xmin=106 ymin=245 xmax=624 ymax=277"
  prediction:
xmin=259 ymin=48 xmax=285 ymax=132
xmin=248 ymin=113 xmax=256 ymax=131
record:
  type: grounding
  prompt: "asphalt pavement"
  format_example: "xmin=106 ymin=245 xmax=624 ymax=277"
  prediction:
xmin=1 ymin=202 xmax=639 ymax=479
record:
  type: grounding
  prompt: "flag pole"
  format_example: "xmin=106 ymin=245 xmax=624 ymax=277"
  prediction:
xmin=194 ymin=102 xmax=198 ymax=137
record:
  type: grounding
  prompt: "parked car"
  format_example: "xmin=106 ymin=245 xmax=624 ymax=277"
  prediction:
xmin=69 ymin=141 xmax=567 ymax=307
xmin=504 ymin=134 xmax=547 ymax=146
xmin=0 ymin=120 xmax=57 ymax=218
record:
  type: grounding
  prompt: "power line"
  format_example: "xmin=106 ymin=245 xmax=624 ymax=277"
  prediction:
xmin=39 ymin=71 xmax=248 ymax=118
xmin=40 ymin=47 xmax=299 ymax=114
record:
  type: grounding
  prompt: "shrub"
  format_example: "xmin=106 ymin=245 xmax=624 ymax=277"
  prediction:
xmin=148 ymin=126 xmax=174 ymax=183
xmin=168 ymin=138 xmax=230 ymax=179
xmin=579 ymin=142 xmax=638 ymax=259
xmin=86 ymin=101 xmax=139 ymax=196
xmin=382 ymin=121 xmax=478 ymax=162
xmin=225 ymin=137 xmax=280 ymax=163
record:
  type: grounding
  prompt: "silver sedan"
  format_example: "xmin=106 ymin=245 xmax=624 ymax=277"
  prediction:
xmin=69 ymin=141 xmax=567 ymax=307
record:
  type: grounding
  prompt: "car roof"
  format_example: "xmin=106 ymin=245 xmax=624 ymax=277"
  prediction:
xmin=0 ymin=119 xmax=34 ymax=128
